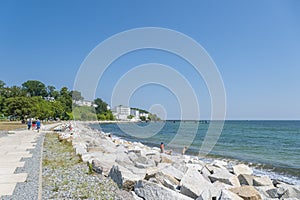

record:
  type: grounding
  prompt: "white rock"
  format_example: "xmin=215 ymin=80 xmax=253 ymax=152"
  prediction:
xmin=211 ymin=181 xmax=234 ymax=198
xmin=232 ymin=164 xmax=253 ymax=176
xmin=219 ymin=189 xmax=243 ymax=200
xmin=134 ymin=156 xmax=156 ymax=169
xmin=238 ymin=174 xmax=254 ymax=185
xmin=253 ymin=175 xmax=273 ymax=186
xmin=196 ymin=189 xmax=212 ymax=200
xmin=161 ymin=165 xmax=184 ymax=181
xmin=276 ymin=183 xmax=300 ymax=199
xmin=128 ymin=152 xmax=139 ymax=162
xmin=154 ymin=172 xmax=179 ymax=191
xmin=109 ymin=165 xmax=142 ymax=190
xmin=212 ymin=160 xmax=228 ymax=169
xmin=180 ymin=168 xmax=214 ymax=199
xmin=209 ymin=169 xmax=241 ymax=187
xmin=131 ymin=191 xmax=143 ymax=200
xmin=134 ymin=180 xmax=193 ymax=200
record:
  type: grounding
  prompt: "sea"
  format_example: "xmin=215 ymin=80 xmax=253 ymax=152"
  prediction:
xmin=90 ymin=120 xmax=300 ymax=185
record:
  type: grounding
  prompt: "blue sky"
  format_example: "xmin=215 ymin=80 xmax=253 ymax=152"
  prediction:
xmin=1 ymin=1 xmax=300 ymax=120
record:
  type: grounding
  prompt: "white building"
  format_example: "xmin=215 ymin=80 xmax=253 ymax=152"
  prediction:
xmin=112 ymin=105 xmax=131 ymax=120
xmin=73 ymin=100 xmax=98 ymax=107
xmin=130 ymin=109 xmax=139 ymax=117
xmin=140 ymin=112 xmax=149 ymax=118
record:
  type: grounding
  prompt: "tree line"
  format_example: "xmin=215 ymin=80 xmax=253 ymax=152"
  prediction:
xmin=0 ymin=80 xmax=113 ymax=121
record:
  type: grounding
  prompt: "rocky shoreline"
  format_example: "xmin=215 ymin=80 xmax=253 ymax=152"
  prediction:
xmin=55 ymin=122 xmax=300 ymax=200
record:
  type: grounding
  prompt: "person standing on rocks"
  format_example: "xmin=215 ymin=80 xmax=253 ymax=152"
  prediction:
xmin=182 ymin=146 xmax=188 ymax=155
xmin=160 ymin=142 xmax=164 ymax=153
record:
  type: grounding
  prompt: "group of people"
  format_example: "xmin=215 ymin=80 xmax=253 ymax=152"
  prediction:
xmin=160 ymin=142 xmax=188 ymax=155
xmin=27 ymin=119 xmax=41 ymax=132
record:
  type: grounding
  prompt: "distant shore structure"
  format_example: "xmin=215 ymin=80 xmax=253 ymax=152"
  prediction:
xmin=111 ymin=105 xmax=149 ymax=121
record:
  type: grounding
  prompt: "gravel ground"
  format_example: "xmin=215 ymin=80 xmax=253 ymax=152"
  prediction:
xmin=42 ymin=132 xmax=134 ymax=200
xmin=1 ymin=132 xmax=44 ymax=200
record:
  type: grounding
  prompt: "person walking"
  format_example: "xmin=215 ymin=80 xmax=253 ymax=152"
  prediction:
xmin=27 ymin=119 xmax=32 ymax=130
xmin=36 ymin=119 xmax=41 ymax=132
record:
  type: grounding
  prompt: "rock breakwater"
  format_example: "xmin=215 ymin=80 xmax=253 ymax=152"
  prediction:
xmin=55 ymin=122 xmax=300 ymax=200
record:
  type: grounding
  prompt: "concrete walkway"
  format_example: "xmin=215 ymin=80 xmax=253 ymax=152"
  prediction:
xmin=0 ymin=123 xmax=60 ymax=198
xmin=0 ymin=130 xmax=38 ymax=197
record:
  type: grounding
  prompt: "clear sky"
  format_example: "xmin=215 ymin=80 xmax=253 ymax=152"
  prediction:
xmin=1 ymin=1 xmax=300 ymax=120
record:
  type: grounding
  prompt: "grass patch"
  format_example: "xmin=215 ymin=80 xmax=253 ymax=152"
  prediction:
xmin=0 ymin=121 xmax=26 ymax=131
xmin=42 ymin=132 xmax=122 ymax=199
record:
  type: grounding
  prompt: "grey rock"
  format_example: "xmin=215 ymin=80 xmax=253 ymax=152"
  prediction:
xmin=155 ymin=172 xmax=179 ymax=191
xmin=109 ymin=165 xmax=143 ymax=190
xmin=134 ymin=180 xmax=193 ymax=200
xmin=253 ymin=175 xmax=273 ymax=186
xmin=128 ymin=152 xmax=139 ymax=162
xmin=161 ymin=165 xmax=184 ymax=181
xmin=134 ymin=156 xmax=156 ymax=169
xmin=209 ymin=169 xmax=241 ymax=187
xmin=196 ymin=189 xmax=212 ymax=200
xmin=232 ymin=164 xmax=253 ymax=176
xmin=211 ymin=181 xmax=234 ymax=198
xmin=91 ymin=159 xmax=103 ymax=174
xmin=238 ymin=174 xmax=254 ymax=186
xmin=180 ymin=168 xmax=213 ymax=199
xmin=219 ymin=189 xmax=244 ymax=200
xmin=276 ymin=183 xmax=300 ymax=199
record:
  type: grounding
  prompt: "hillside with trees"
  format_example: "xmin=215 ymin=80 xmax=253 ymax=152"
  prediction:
xmin=0 ymin=80 xmax=113 ymax=121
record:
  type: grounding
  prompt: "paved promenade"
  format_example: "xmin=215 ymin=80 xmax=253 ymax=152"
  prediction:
xmin=0 ymin=123 xmax=59 ymax=199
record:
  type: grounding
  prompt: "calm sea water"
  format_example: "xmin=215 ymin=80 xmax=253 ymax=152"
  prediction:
xmin=90 ymin=120 xmax=300 ymax=184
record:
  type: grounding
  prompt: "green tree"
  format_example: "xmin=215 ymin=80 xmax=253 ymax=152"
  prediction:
xmin=57 ymin=87 xmax=72 ymax=118
xmin=47 ymin=85 xmax=59 ymax=99
xmin=22 ymin=80 xmax=47 ymax=97
xmin=5 ymin=86 xmax=26 ymax=98
xmin=140 ymin=116 xmax=146 ymax=121
xmin=3 ymin=97 xmax=34 ymax=119
xmin=94 ymin=98 xmax=108 ymax=114
xmin=71 ymin=90 xmax=84 ymax=101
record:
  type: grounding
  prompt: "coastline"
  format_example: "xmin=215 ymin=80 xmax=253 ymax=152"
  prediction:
xmin=53 ymin=122 xmax=300 ymax=199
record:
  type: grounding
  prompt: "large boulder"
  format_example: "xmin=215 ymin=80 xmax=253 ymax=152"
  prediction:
xmin=154 ymin=172 xmax=179 ymax=191
xmin=209 ymin=169 xmax=241 ymax=187
xmin=160 ymin=155 xmax=174 ymax=163
xmin=233 ymin=164 xmax=253 ymax=176
xmin=134 ymin=180 xmax=193 ymax=200
xmin=254 ymin=186 xmax=277 ymax=199
xmin=74 ymin=142 xmax=88 ymax=155
xmin=212 ymin=160 xmax=228 ymax=169
xmin=230 ymin=186 xmax=262 ymax=200
xmin=238 ymin=174 xmax=254 ymax=186
xmin=180 ymin=168 xmax=214 ymax=199
xmin=219 ymin=189 xmax=244 ymax=200
xmin=196 ymin=189 xmax=212 ymax=200
xmin=85 ymin=152 xmax=116 ymax=176
xmin=266 ymin=183 xmax=300 ymax=199
xmin=238 ymin=174 xmax=273 ymax=187
xmin=173 ymin=161 xmax=188 ymax=173
xmin=252 ymin=176 xmax=273 ymax=186
xmin=128 ymin=152 xmax=139 ymax=162
xmin=90 ymin=159 xmax=103 ymax=174
xmin=115 ymin=146 xmax=133 ymax=166
xmin=109 ymin=165 xmax=143 ymax=191
xmin=211 ymin=181 xmax=235 ymax=198
xmin=134 ymin=156 xmax=156 ymax=169
xmin=161 ymin=165 xmax=184 ymax=181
